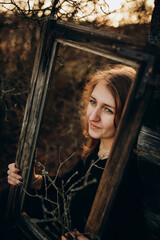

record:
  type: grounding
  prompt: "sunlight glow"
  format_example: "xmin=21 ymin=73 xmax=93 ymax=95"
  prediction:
xmin=42 ymin=0 xmax=52 ymax=9
xmin=99 ymin=0 xmax=154 ymax=27
xmin=0 ymin=0 xmax=154 ymax=26
xmin=146 ymin=0 xmax=154 ymax=7
xmin=102 ymin=0 xmax=126 ymax=11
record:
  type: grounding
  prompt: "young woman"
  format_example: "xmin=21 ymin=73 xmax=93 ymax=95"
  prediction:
xmin=8 ymin=65 xmax=141 ymax=240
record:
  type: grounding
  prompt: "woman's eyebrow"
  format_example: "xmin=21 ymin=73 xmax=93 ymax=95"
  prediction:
xmin=90 ymin=95 xmax=115 ymax=109
xmin=90 ymin=95 xmax=96 ymax=100
xmin=104 ymin=103 xmax=115 ymax=109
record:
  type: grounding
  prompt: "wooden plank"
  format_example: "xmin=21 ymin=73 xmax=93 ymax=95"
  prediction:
xmin=6 ymin=20 xmax=59 ymax=217
xmin=136 ymin=125 xmax=160 ymax=164
xmin=16 ymin=214 xmax=52 ymax=240
xmin=53 ymin=20 xmax=146 ymax=48
xmin=85 ymin=59 xmax=158 ymax=238
xmin=57 ymin=38 xmax=140 ymax=67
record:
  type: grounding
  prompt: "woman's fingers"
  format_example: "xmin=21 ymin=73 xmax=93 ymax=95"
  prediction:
xmin=8 ymin=177 xmax=22 ymax=186
xmin=61 ymin=231 xmax=89 ymax=240
xmin=75 ymin=231 xmax=89 ymax=240
xmin=61 ymin=232 xmax=73 ymax=240
xmin=7 ymin=169 xmax=22 ymax=180
xmin=8 ymin=163 xmax=21 ymax=173
xmin=61 ymin=236 xmax=67 ymax=240
xmin=7 ymin=174 xmax=23 ymax=186
xmin=7 ymin=163 xmax=23 ymax=186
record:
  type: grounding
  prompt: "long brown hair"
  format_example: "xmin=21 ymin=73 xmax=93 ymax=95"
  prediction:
xmin=80 ymin=64 xmax=136 ymax=159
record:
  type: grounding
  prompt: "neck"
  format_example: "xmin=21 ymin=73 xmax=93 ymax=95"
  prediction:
xmin=98 ymin=138 xmax=114 ymax=158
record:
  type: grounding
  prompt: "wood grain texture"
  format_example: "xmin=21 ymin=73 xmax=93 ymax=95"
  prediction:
xmin=53 ymin=20 xmax=146 ymax=48
xmin=6 ymin=20 xmax=59 ymax=217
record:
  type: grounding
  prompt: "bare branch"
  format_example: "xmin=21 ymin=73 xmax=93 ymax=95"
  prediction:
xmin=22 ymin=150 xmax=104 ymax=237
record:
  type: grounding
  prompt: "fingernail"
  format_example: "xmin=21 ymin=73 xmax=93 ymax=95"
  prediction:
xmin=19 ymin=182 xmax=23 ymax=186
xmin=19 ymin=178 xmax=23 ymax=182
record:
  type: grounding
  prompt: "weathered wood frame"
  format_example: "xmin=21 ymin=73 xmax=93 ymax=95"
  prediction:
xmin=6 ymin=19 xmax=160 ymax=239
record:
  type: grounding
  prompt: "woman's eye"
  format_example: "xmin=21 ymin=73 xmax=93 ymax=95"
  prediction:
xmin=89 ymin=99 xmax=96 ymax=105
xmin=105 ymin=108 xmax=113 ymax=114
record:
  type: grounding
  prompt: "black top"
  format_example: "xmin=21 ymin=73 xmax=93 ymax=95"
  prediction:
xmin=39 ymin=146 xmax=107 ymax=236
xmin=25 ymin=147 xmax=146 ymax=240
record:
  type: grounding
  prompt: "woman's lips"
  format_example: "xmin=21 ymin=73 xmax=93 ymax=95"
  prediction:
xmin=90 ymin=122 xmax=101 ymax=129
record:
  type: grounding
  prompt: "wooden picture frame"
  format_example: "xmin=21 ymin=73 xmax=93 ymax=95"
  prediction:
xmin=6 ymin=19 xmax=160 ymax=239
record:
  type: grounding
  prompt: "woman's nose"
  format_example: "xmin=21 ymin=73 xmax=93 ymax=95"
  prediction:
xmin=89 ymin=108 xmax=100 ymax=121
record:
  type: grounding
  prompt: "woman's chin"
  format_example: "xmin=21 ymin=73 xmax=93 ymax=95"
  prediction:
xmin=88 ymin=130 xmax=101 ymax=139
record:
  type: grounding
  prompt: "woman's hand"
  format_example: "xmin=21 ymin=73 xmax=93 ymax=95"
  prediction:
xmin=30 ymin=165 xmax=43 ymax=190
xmin=7 ymin=163 xmax=23 ymax=186
xmin=7 ymin=162 xmax=43 ymax=190
xmin=61 ymin=231 xmax=89 ymax=240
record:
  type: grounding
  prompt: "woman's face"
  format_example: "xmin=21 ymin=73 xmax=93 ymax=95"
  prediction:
xmin=87 ymin=80 xmax=116 ymax=142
